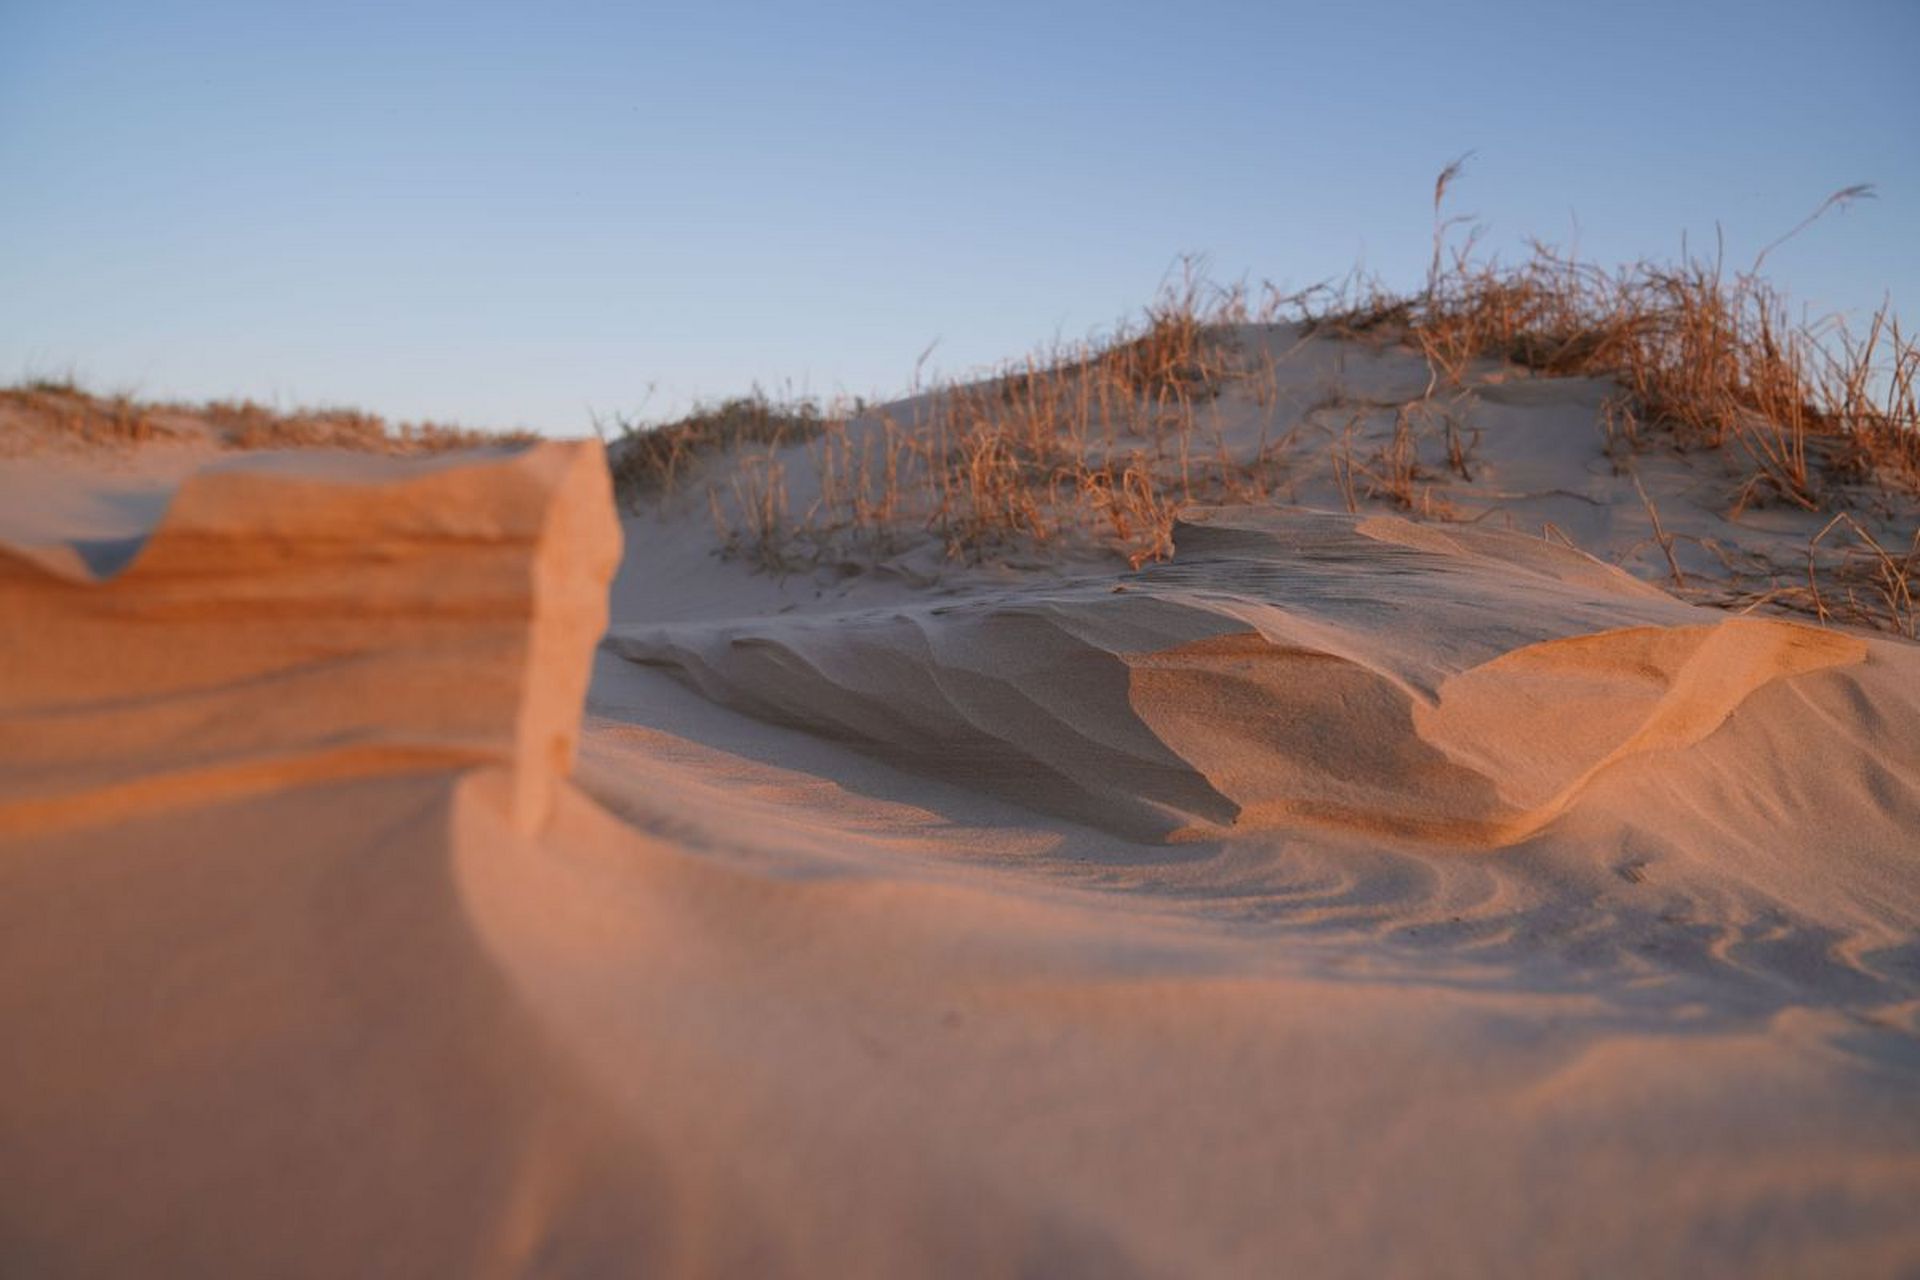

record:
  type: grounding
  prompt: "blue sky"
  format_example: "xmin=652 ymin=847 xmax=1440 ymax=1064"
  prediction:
xmin=3 ymin=0 xmax=1915 ymax=434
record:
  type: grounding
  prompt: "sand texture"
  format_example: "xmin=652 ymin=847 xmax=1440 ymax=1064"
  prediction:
xmin=4 ymin=341 xmax=1919 ymax=1277
xmin=0 ymin=443 xmax=618 ymax=834
xmin=610 ymin=508 xmax=1865 ymax=843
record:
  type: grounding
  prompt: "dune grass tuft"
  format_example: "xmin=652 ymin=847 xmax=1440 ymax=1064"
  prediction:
xmin=1305 ymin=182 xmax=1914 ymax=510
xmin=599 ymin=392 xmax=833 ymax=503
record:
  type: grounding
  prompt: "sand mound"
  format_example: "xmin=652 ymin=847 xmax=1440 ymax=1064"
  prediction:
xmin=4 ymin=437 xmax=1917 ymax=1276
xmin=0 ymin=442 xmax=620 ymax=835
xmin=609 ymin=508 xmax=1864 ymax=843
xmin=0 ymin=443 xmax=634 ymax=1274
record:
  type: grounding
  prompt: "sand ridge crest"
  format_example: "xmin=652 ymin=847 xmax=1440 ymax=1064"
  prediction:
xmin=0 ymin=441 xmax=621 ymax=834
xmin=612 ymin=507 xmax=1865 ymax=844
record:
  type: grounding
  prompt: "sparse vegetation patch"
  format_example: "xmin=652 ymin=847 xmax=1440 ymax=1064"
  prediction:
xmin=621 ymin=174 xmax=1916 ymax=637
xmin=0 ymin=382 xmax=535 ymax=455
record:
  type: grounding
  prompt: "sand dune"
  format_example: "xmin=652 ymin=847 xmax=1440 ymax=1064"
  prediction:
xmin=4 ymin=372 xmax=1918 ymax=1276
xmin=609 ymin=508 xmax=1866 ymax=843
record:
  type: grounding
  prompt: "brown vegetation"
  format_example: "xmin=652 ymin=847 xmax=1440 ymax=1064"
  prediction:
xmin=598 ymin=393 xmax=831 ymax=500
xmin=615 ymin=261 xmax=1280 ymax=571
xmin=603 ymin=178 xmax=1920 ymax=634
xmin=0 ymin=379 xmax=535 ymax=454
xmin=1310 ymin=182 xmax=1917 ymax=508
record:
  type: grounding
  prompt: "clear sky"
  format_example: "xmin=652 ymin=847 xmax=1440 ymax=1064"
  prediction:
xmin=3 ymin=0 xmax=1915 ymax=435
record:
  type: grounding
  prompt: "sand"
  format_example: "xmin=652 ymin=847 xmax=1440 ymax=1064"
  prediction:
xmin=3 ymin=331 xmax=1918 ymax=1277
xmin=608 ymin=508 xmax=1867 ymax=844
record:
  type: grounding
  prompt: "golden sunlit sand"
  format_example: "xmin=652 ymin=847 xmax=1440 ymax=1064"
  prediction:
xmin=2 ymin=277 xmax=1918 ymax=1276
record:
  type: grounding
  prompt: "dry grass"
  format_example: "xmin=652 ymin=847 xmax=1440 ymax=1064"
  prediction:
xmin=199 ymin=399 xmax=530 ymax=451
xmin=625 ymin=176 xmax=1917 ymax=632
xmin=1299 ymin=176 xmax=1918 ymax=635
xmin=1704 ymin=515 xmax=1920 ymax=640
xmin=1306 ymin=181 xmax=1917 ymax=512
xmin=600 ymin=392 xmax=834 ymax=503
xmin=0 ymin=383 xmax=173 ymax=447
xmin=0 ymin=381 xmax=535 ymax=454
xmin=660 ymin=266 xmax=1280 ymax=572
xmin=1805 ymin=514 xmax=1919 ymax=638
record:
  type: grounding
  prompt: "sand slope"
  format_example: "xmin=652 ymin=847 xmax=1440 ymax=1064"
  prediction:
xmin=609 ymin=508 xmax=1865 ymax=843
xmin=4 ymin=421 xmax=1919 ymax=1276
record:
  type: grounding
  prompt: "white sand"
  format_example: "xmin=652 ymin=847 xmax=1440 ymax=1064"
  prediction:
xmin=3 ymin=331 xmax=1918 ymax=1277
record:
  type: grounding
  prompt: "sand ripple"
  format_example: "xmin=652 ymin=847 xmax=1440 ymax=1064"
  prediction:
xmin=610 ymin=508 xmax=1863 ymax=844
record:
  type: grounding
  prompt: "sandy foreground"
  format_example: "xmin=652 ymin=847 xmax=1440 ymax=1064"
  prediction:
xmin=2 ymin=332 xmax=1918 ymax=1277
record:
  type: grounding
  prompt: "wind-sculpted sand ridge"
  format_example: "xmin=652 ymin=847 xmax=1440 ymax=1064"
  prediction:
xmin=3 ymin=436 xmax=1917 ymax=1276
xmin=609 ymin=508 xmax=1866 ymax=844
xmin=0 ymin=442 xmax=620 ymax=834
